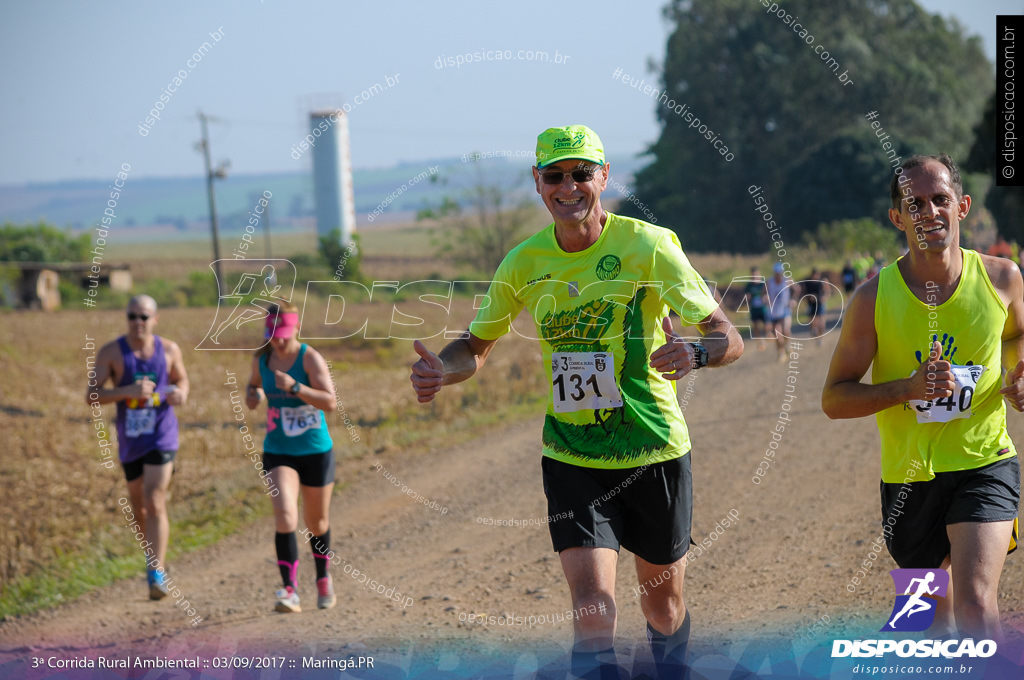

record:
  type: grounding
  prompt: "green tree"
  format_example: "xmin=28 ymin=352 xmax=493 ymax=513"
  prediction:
xmin=777 ymin=131 xmax=914 ymax=233
xmin=418 ymin=167 xmax=540 ymax=275
xmin=318 ymin=229 xmax=362 ymax=281
xmin=626 ymin=0 xmax=991 ymax=252
xmin=965 ymin=89 xmax=1024 ymax=243
xmin=0 ymin=221 xmax=90 ymax=262
xmin=800 ymin=217 xmax=901 ymax=260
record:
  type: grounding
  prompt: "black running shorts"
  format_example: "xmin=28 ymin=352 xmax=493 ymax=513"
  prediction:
xmin=122 ymin=449 xmax=176 ymax=482
xmin=541 ymin=453 xmax=693 ymax=565
xmin=881 ymin=456 xmax=1020 ymax=569
xmin=263 ymin=450 xmax=336 ymax=488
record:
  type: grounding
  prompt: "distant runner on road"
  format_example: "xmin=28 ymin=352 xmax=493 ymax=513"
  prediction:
xmin=744 ymin=266 xmax=768 ymax=350
xmin=766 ymin=262 xmax=797 ymax=362
xmin=245 ymin=302 xmax=339 ymax=613
xmin=89 ymin=295 xmax=189 ymax=600
xmin=801 ymin=267 xmax=829 ymax=341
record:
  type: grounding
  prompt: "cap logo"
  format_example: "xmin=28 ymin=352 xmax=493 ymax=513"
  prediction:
xmin=537 ymin=125 xmax=604 ymax=167
xmin=552 ymin=134 xmax=586 ymax=150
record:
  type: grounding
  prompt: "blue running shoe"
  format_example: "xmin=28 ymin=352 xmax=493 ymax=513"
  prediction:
xmin=148 ymin=568 xmax=169 ymax=601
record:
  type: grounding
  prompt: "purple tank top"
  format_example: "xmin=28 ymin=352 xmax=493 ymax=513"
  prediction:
xmin=115 ymin=335 xmax=179 ymax=462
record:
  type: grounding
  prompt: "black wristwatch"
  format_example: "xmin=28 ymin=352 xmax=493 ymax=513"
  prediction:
xmin=289 ymin=381 xmax=301 ymax=395
xmin=688 ymin=342 xmax=709 ymax=370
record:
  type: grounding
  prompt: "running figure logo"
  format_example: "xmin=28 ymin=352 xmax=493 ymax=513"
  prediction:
xmin=881 ymin=569 xmax=949 ymax=632
xmin=196 ymin=259 xmax=297 ymax=350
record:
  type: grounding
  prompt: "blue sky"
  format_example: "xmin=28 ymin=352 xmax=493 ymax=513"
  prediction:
xmin=0 ymin=0 xmax=1019 ymax=185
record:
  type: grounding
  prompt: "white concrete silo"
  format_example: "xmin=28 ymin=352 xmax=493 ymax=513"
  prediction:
xmin=310 ymin=109 xmax=356 ymax=247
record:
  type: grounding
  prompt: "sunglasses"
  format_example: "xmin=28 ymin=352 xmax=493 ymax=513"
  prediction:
xmin=539 ymin=166 xmax=600 ymax=185
xmin=127 ymin=313 xmax=151 ymax=321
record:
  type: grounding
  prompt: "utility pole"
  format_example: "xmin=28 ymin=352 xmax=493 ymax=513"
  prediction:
xmin=263 ymin=194 xmax=272 ymax=259
xmin=197 ymin=110 xmax=229 ymax=296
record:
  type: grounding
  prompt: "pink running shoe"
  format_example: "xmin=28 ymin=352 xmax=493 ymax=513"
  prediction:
xmin=316 ymin=576 xmax=336 ymax=609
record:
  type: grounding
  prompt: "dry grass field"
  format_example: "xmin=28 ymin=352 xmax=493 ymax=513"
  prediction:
xmin=0 ymin=301 xmax=550 ymax=613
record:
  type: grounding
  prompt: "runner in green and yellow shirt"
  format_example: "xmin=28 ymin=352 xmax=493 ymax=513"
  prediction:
xmin=823 ymin=154 xmax=1024 ymax=642
xmin=410 ymin=125 xmax=744 ymax=678
xmin=469 ymin=208 xmax=718 ymax=469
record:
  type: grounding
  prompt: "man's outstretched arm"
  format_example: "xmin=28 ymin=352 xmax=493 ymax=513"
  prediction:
xmin=410 ymin=333 xmax=499 ymax=403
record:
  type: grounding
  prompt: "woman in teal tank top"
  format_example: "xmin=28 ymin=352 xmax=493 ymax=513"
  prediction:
xmin=244 ymin=302 xmax=338 ymax=612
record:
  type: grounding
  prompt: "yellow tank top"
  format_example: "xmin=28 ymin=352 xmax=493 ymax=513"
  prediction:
xmin=873 ymin=249 xmax=1016 ymax=482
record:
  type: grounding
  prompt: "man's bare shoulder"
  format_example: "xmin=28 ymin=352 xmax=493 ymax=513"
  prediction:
xmin=978 ymin=252 xmax=1023 ymax=294
xmin=846 ymin=275 xmax=880 ymax=324
xmin=161 ymin=337 xmax=183 ymax=358
xmin=97 ymin=338 xmax=123 ymax=361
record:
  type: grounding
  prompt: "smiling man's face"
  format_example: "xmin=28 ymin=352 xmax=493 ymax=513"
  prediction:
xmin=533 ymin=159 xmax=609 ymax=229
xmin=889 ymin=160 xmax=970 ymax=253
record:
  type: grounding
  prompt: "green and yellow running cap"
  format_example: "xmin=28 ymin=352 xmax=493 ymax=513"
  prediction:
xmin=535 ymin=125 xmax=605 ymax=169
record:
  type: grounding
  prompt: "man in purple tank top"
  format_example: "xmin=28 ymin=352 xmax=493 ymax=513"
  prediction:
xmin=88 ymin=295 xmax=190 ymax=600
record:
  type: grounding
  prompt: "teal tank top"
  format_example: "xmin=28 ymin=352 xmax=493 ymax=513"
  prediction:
xmin=259 ymin=344 xmax=333 ymax=455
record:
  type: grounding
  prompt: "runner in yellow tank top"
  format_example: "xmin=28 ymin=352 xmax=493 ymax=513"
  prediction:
xmin=873 ymin=248 xmax=1016 ymax=482
xmin=823 ymin=154 xmax=1024 ymax=642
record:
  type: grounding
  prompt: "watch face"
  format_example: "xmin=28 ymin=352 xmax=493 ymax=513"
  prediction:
xmin=690 ymin=343 xmax=708 ymax=369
